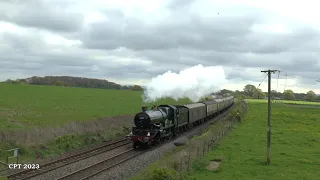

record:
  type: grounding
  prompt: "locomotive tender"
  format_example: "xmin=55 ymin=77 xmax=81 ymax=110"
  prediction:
xmin=126 ymin=96 xmax=234 ymax=148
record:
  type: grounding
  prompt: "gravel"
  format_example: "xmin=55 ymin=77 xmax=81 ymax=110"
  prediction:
xmin=90 ymin=113 xmax=230 ymax=180
xmin=28 ymin=144 xmax=133 ymax=180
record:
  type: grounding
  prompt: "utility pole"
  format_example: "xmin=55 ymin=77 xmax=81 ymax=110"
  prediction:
xmin=261 ymin=69 xmax=279 ymax=165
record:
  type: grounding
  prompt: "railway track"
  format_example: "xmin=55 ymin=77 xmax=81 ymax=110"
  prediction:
xmin=6 ymin=138 xmax=131 ymax=180
xmin=5 ymin=105 xmax=235 ymax=180
xmin=56 ymin=148 xmax=144 ymax=180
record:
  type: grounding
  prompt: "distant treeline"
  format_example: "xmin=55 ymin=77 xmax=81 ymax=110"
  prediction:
xmin=3 ymin=76 xmax=144 ymax=91
xmin=216 ymin=84 xmax=320 ymax=102
xmin=2 ymin=77 xmax=319 ymax=101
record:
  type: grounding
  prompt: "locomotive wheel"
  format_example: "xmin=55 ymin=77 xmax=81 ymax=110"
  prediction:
xmin=144 ymin=141 xmax=151 ymax=148
xmin=133 ymin=142 xmax=139 ymax=149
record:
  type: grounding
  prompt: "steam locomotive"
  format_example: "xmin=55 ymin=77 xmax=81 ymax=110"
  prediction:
xmin=126 ymin=96 xmax=234 ymax=148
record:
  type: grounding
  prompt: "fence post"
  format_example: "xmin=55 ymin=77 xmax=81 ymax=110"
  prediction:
xmin=187 ymin=154 xmax=191 ymax=173
xmin=179 ymin=158 xmax=183 ymax=180
xmin=5 ymin=148 xmax=19 ymax=165
xmin=202 ymin=141 xmax=205 ymax=156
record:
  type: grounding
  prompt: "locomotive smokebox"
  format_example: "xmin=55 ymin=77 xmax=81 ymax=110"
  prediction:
xmin=141 ymin=106 xmax=148 ymax=112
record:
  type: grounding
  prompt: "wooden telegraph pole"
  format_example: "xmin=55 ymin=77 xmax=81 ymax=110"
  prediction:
xmin=261 ymin=69 xmax=279 ymax=165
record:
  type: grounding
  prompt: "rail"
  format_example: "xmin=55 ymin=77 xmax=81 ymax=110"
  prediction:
xmin=56 ymin=148 xmax=144 ymax=180
xmin=6 ymin=138 xmax=130 ymax=180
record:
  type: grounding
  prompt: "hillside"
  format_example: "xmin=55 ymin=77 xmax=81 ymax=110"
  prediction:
xmin=2 ymin=76 xmax=143 ymax=91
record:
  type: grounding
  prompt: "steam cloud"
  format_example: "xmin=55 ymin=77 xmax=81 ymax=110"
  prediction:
xmin=143 ymin=64 xmax=228 ymax=103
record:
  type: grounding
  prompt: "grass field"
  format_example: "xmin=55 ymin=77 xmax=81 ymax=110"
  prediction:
xmin=0 ymin=84 xmax=191 ymax=129
xmin=189 ymin=99 xmax=320 ymax=180
xmin=249 ymin=99 xmax=320 ymax=105
xmin=0 ymin=84 xmax=192 ymax=166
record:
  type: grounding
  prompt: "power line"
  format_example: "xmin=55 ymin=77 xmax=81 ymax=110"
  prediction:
xmin=284 ymin=73 xmax=287 ymax=92
xmin=275 ymin=71 xmax=280 ymax=92
xmin=279 ymin=71 xmax=319 ymax=81
xmin=257 ymin=73 xmax=268 ymax=88
xmin=270 ymin=71 xmax=319 ymax=92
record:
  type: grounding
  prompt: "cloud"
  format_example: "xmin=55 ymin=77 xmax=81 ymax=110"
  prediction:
xmin=0 ymin=0 xmax=85 ymax=33
xmin=0 ymin=0 xmax=320 ymax=94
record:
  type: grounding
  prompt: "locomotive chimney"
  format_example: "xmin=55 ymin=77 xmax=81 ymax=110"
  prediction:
xmin=141 ymin=106 xmax=148 ymax=112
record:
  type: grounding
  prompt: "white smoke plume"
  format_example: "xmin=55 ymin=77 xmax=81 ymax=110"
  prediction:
xmin=143 ymin=64 xmax=228 ymax=103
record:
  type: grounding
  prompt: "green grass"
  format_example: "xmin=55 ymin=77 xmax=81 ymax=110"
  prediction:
xmin=0 ymin=84 xmax=191 ymax=129
xmin=0 ymin=84 xmax=192 ymax=165
xmin=189 ymin=100 xmax=320 ymax=180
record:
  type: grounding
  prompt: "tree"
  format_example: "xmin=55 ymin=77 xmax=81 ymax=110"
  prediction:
xmin=271 ymin=90 xmax=281 ymax=99
xmin=252 ymin=88 xmax=266 ymax=99
xmin=131 ymin=85 xmax=143 ymax=91
xmin=222 ymin=93 xmax=230 ymax=97
xmin=283 ymin=89 xmax=295 ymax=100
xmin=220 ymin=89 xmax=233 ymax=95
xmin=305 ymin=90 xmax=317 ymax=101
xmin=243 ymin=84 xmax=257 ymax=97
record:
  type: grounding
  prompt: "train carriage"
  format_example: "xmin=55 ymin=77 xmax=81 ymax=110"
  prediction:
xmin=202 ymin=100 xmax=218 ymax=118
xmin=174 ymin=105 xmax=189 ymax=127
xmin=224 ymin=97 xmax=229 ymax=107
xmin=227 ymin=96 xmax=234 ymax=107
xmin=215 ymin=99 xmax=223 ymax=112
xmin=227 ymin=97 xmax=231 ymax=107
xmin=223 ymin=97 xmax=229 ymax=108
xmin=184 ymin=103 xmax=206 ymax=124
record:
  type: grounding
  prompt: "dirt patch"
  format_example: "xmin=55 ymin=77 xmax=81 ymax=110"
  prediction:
xmin=7 ymin=120 xmax=24 ymax=127
xmin=0 ymin=107 xmax=11 ymax=117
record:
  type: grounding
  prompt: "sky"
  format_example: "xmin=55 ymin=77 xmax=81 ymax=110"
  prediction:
xmin=0 ymin=0 xmax=320 ymax=94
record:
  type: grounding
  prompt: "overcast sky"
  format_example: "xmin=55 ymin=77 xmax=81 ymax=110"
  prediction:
xmin=1 ymin=0 xmax=320 ymax=93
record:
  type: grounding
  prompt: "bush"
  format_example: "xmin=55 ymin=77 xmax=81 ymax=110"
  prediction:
xmin=150 ymin=168 xmax=179 ymax=180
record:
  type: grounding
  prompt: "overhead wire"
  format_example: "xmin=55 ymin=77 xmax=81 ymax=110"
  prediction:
xmin=283 ymin=72 xmax=319 ymax=80
xmin=274 ymin=71 xmax=319 ymax=92
xmin=283 ymin=73 xmax=287 ymax=92
xmin=257 ymin=73 xmax=268 ymax=89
